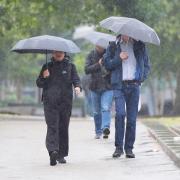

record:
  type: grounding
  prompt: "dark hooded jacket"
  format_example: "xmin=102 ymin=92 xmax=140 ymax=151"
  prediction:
xmin=36 ymin=57 xmax=81 ymax=108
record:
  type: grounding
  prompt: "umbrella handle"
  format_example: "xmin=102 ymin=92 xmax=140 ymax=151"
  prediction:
xmin=46 ymin=50 xmax=48 ymax=69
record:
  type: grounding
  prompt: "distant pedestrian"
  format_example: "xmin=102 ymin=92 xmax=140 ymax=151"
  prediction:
xmin=85 ymin=45 xmax=113 ymax=139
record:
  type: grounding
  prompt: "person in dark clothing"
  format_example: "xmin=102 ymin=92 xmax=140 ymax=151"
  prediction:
xmin=85 ymin=45 xmax=113 ymax=139
xmin=36 ymin=51 xmax=81 ymax=166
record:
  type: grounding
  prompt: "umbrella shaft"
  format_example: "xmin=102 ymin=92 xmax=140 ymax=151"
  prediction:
xmin=46 ymin=51 xmax=48 ymax=69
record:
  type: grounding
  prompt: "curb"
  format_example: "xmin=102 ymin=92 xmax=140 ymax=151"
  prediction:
xmin=148 ymin=128 xmax=180 ymax=168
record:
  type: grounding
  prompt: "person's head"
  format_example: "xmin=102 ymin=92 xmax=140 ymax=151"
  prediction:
xmin=52 ymin=51 xmax=65 ymax=61
xmin=95 ymin=45 xmax=105 ymax=54
xmin=121 ymin=35 xmax=130 ymax=43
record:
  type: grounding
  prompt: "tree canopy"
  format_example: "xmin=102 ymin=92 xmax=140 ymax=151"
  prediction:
xmin=0 ymin=0 xmax=179 ymax=113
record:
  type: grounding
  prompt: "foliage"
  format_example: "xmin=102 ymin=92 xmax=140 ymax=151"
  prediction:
xmin=0 ymin=0 xmax=179 ymax=111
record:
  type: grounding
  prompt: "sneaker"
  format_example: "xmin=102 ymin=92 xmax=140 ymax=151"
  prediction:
xmin=103 ymin=128 xmax=110 ymax=139
xmin=49 ymin=151 xmax=58 ymax=166
xmin=57 ymin=157 xmax=67 ymax=164
xmin=125 ymin=150 xmax=135 ymax=158
xmin=103 ymin=135 xmax=108 ymax=139
xmin=112 ymin=147 xmax=124 ymax=158
xmin=95 ymin=134 xmax=101 ymax=139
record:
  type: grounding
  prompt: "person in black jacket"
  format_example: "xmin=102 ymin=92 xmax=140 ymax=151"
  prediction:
xmin=36 ymin=51 xmax=81 ymax=166
xmin=85 ymin=45 xmax=113 ymax=139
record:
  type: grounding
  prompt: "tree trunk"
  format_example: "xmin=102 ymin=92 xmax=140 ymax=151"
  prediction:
xmin=16 ymin=79 xmax=22 ymax=103
xmin=0 ymin=80 xmax=6 ymax=101
xmin=166 ymin=72 xmax=175 ymax=106
xmin=173 ymin=69 xmax=180 ymax=115
xmin=147 ymin=78 xmax=159 ymax=116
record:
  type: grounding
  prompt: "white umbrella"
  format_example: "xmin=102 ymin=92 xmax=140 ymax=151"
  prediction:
xmin=100 ymin=16 xmax=160 ymax=45
xmin=84 ymin=31 xmax=116 ymax=48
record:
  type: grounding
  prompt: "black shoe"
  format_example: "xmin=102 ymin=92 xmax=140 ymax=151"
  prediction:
xmin=103 ymin=135 xmax=108 ymax=139
xmin=49 ymin=151 xmax=58 ymax=166
xmin=57 ymin=157 xmax=67 ymax=164
xmin=112 ymin=147 xmax=124 ymax=158
xmin=125 ymin=150 xmax=135 ymax=158
xmin=103 ymin=128 xmax=110 ymax=139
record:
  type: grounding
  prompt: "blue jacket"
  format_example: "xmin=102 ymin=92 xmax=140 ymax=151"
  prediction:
xmin=103 ymin=41 xmax=150 ymax=89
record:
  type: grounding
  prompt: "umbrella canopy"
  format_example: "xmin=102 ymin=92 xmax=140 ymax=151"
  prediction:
xmin=11 ymin=35 xmax=81 ymax=54
xmin=84 ymin=31 xmax=116 ymax=48
xmin=100 ymin=16 xmax=160 ymax=45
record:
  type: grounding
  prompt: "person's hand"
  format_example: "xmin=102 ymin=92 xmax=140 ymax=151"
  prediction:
xmin=74 ymin=87 xmax=81 ymax=95
xmin=98 ymin=58 xmax=103 ymax=65
xmin=43 ymin=69 xmax=50 ymax=78
xmin=120 ymin=52 xmax=128 ymax=60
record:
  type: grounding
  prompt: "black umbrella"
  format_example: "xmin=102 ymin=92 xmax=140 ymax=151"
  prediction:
xmin=11 ymin=35 xmax=81 ymax=66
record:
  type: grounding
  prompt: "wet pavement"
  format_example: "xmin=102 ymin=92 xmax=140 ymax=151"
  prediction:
xmin=0 ymin=117 xmax=180 ymax=180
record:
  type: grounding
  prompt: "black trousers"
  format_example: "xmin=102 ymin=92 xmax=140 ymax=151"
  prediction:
xmin=44 ymin=103 xmax=71 ymax=158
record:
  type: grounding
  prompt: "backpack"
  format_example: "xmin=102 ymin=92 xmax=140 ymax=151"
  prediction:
xmin=101 ymin=41 xmax=117 ymax=78
xmin=109 ymin=41 xmax=117 ymax=58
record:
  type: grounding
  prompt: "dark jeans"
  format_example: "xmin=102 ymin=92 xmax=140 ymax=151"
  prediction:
xmin=114 ymin=83 xmax=140 ymax=151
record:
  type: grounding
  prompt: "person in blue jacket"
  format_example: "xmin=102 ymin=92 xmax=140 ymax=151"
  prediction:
xmin=103 ymin=34 xmax=150 ymax=158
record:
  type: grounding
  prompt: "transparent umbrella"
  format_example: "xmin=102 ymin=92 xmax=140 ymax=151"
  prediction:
xmin=84 ymin=31 xmax=116 ymax=48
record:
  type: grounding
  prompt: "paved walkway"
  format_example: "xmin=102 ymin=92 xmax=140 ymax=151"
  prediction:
xmin=0 ymin=117 xmax=180 ymax=180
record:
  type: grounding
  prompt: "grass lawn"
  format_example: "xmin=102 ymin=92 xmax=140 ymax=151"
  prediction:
xmin=140 ymin=117 xmax=180 ymax=127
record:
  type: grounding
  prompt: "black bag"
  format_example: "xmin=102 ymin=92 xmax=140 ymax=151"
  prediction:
xmin=109 ymin=41 xmax=117 ymax=58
